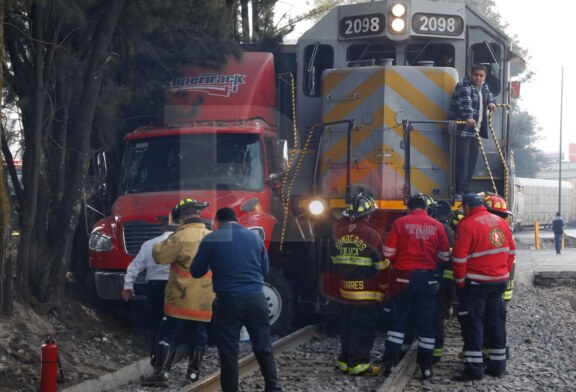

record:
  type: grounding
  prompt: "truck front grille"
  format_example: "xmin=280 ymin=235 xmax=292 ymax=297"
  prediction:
xmin=122 ymin=218 xmax=214 ymax=255
xmin=122 ymin=221 xmax=163 ymax=255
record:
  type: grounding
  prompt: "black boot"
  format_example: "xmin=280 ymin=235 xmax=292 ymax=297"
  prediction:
xmin=254 ymin=352 xmax=283 ymax=391
xmin=186 ymin=350 xmax=204 ymax=383
xmin=140 ymin=342 xmax=173 ymax=386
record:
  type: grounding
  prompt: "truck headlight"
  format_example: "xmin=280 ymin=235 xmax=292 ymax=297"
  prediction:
xmin=89 ymin=233 xmax=112 ymax=251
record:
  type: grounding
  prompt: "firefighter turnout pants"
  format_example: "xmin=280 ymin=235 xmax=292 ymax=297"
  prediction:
xmin=457 ymin=281 xmax=507 ymax=378
xmin=384 ymin=270 xmax=437 ymax=370
xmin=338 ymin=303 xmax=380 ymax=374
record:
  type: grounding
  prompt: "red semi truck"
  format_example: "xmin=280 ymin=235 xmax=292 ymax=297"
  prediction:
xmin=88 ymin=52 xmax=295 ymax=334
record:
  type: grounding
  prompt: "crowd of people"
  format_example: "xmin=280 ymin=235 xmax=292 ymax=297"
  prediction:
xmin=329 ymin=191 xmax=515 ymax=382
xmin=121 ymin=191 xmax=516 ymax=389
xmin=122 ymin=199 xmax=282 ymax=391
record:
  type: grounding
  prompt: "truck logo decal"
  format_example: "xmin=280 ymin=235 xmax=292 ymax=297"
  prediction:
xmin=169 ymin=73 xmax=246 ymax=97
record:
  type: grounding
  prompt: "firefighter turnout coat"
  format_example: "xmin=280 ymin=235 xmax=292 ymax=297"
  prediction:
xmin=153 ymin=221 xmax=215 ymax=322
xmin=452 ymin=206 xmax=515 ymax=288
xmin=329 ymin=218 xmax=389 ymax=304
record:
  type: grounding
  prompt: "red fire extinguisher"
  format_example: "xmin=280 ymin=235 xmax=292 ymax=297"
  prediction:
xmin=40 ymin=335 xmax=58 ymax=392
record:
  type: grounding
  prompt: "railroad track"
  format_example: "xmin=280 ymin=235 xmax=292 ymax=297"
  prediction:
xmin=186 ymin=325 xmax=319 ymax=392
xmin=185 ymin=324 xmax=425 ymax=392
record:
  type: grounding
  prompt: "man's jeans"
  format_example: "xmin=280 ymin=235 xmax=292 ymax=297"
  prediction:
xmin=214 ymin=292 xmax=282 ymax=392
xmin=554 ymin=233 xmax=563 ymax=253
xmin=455 ymin=136 xmax=480 ymax=194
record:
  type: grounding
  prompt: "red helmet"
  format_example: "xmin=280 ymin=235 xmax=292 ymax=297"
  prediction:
xmin=484 ymin=194 xmax=512 ymax=216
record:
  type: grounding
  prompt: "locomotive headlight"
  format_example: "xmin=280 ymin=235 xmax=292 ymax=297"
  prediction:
xmin=390 ymin=3 xmax=406 ymax=17
xmin=389 ymin=2 xmax=408 ymax=34
xmin=309 ymin=199 xmax=326 ymax=216
xmin=390 ymin=18 xmax=406 ymax=32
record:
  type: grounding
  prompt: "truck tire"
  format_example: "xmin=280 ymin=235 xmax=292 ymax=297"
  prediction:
xmin=263 ymin=268 xmax=295 ymax=336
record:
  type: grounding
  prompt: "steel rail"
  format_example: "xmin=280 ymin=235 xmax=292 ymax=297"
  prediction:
xmin=181 ymin=325 xmax=318 ymax=392
xmin=376 ymin=343 xmax=417 ymax=392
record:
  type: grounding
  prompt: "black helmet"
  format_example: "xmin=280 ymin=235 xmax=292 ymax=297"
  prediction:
xmin=172 ymin=198 xmax=209 ymax=221
xmin=343 ymin=194 xmax=376 ymax=220
xmin=449 ymin=209 xmax=464 ymax=231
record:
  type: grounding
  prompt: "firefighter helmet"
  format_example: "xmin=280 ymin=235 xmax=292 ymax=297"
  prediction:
xmin=417 ymin=193 xmax=437 ymax=214
xmin=343 ymin=194 xmax=376 ymax=220
xmin=172 ymin=198 xmax=209 ymax=221
xmin=484 ymin=194 xmax=512 ymax=216
xmin=449 ymin=209 xmax=464 ymax=230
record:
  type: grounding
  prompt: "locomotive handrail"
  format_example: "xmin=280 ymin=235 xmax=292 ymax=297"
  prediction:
xmin=401 ymin=118 xmax=466 ymax=200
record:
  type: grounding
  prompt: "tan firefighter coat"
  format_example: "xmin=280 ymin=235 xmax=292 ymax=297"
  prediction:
xmin=152 ymin=221 xmax=214 ymax=322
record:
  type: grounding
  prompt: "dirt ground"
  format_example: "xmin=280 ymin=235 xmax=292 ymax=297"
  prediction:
xmin=0 ymin=281 xmax=143 ymax=392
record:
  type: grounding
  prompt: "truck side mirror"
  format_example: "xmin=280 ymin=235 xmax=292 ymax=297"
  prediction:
xmin=95 ymin=151 xmax=108 ymax=178
xmin=276 ymin=139 xmax=289 ymax=171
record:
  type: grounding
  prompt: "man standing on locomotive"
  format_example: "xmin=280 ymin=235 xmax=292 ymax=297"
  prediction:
xmin=448 ymin=64 xmax=497 ymax=198
xmin=382 ymin=195 xmax=450 ymax=380
xmin=330 ymin=194 xmax=389 ymax=376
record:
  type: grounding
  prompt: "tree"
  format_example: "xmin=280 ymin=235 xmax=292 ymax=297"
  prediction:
xmin=0 ymin=0 xmax=242 ymax=315
xmin=508 ymin=103 xmax=549 ymax=176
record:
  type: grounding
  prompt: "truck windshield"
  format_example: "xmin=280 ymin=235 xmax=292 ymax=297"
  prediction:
xmin=119 ymin=133 xmax=265 ymax=194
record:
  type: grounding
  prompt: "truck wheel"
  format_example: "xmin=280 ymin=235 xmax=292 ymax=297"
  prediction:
xmin=264 ymin=268 xmax=295 ymax=336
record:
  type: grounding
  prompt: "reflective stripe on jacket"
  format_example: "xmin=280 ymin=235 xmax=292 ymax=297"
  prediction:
xmin=153 ymin=221 xmax=215 ymax=322
xmin=330 ymin=219 xmax=389 ymax=304
xmin=452 ymin=206 xmax=515 ymax=288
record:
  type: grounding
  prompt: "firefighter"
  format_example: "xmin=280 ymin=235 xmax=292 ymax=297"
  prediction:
xmin=330 ymin=194 xmax=389 ymax=376
xmin=398 ymin=195 xmax=455 ymax=364
xmin=382 ymin=194 xmax=450 ymax=380
xmin=140 ymin=198 xmax=214 ymax=386
xmin=452 ymin=193 xmax=515 ymax=381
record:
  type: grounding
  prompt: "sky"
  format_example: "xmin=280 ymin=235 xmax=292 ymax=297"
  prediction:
xmin=275 ymin=0 xmax=575 ymax=159
xmin=495 ymin=0 xmax=574 ymax=158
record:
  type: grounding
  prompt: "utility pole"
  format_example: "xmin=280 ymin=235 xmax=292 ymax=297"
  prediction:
xmin=558 ymin=67 xmax=564 ymax=214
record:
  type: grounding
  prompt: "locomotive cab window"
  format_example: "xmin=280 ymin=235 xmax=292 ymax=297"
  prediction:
xmin=471 ymin=42 xmax=502 ymax=96
xmin=405 ymin=43 xmax=455 ymax=67
xmin=347 ymin=43 xmax=396 ymax=67
xmin=304 ymin=44 xmax=334 ymax=97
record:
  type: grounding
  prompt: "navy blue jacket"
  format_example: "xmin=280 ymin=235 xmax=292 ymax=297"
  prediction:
xmin=552 ymin=216 xmax=564 ymax=234
xmin=191 ymin=222 xmax=269 ymax=295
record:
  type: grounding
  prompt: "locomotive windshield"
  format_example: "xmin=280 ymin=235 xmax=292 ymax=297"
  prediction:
xmin=119 ymin=133 xmax=265 ymax=194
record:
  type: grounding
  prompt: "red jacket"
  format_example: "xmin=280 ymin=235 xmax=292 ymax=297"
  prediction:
xmin=383 ymin=210 xmax=450 ymax=271
xmin=452 ymin=206 xmax=515 ymax=288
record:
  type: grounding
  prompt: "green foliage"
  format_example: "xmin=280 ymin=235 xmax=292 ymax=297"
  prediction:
xmin=508 ymin=102 xmax=550 ymax=176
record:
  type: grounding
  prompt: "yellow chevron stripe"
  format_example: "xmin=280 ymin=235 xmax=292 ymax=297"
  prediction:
xmin=386 ymin=69 xmax=446 ymax=120
xmin=419 ymin=68 xmax=458 ymax=95
xmin=322 ymin=69 xmax=352 ymax=98
xmin=383 ymin=105 xmax=447 ymax=170
xmin=323 ymin=69 xmax=384 ymax=123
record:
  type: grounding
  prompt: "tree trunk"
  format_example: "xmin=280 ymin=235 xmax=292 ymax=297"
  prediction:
xmin=42 ymin=0 xmax=126 ymax=302
xmin=241 ymin=0 xmax=250 ymax=43
xmin=15 ymin=2 xmax=47 ymax=304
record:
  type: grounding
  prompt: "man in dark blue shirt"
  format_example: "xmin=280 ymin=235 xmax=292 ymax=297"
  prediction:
xmin=191 ymin=207 xmax=282 ymax=392
xmin=552 ymin=212 xmax=565 ymax=254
